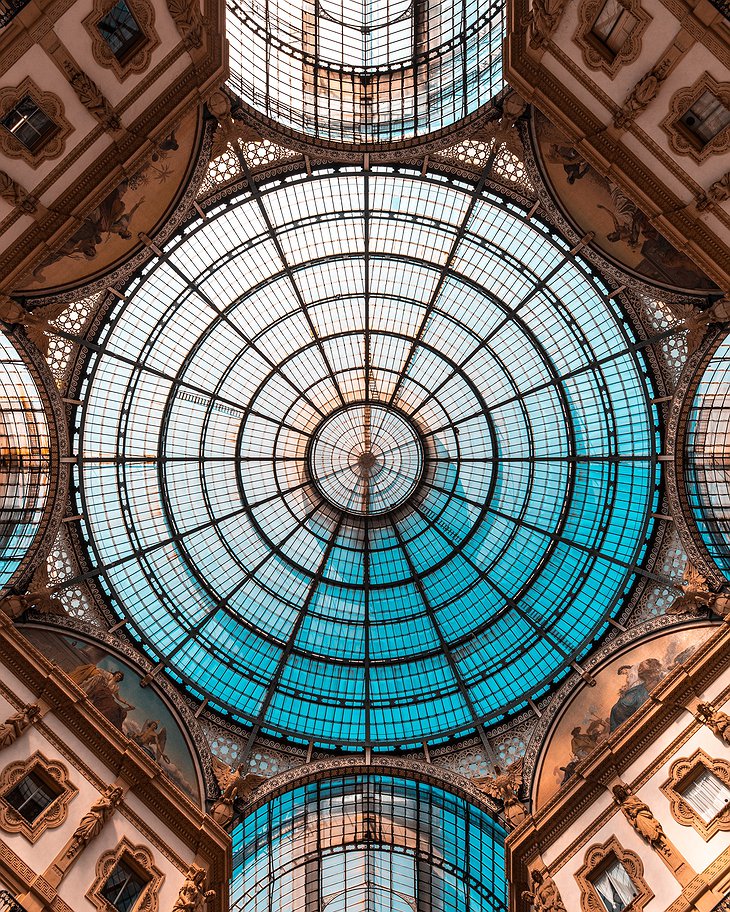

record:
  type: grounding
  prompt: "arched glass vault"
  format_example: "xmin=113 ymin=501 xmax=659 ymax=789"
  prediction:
xmin=232 ymin=774 xmax=508 ymax=911
xmin=70 ymin=165 xmax=660 ymax=750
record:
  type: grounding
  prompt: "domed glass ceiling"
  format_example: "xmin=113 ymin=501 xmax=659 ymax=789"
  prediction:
xmin=685 ymin=335 xmax=730 ymax=577
xmin=0 ymin=334 xmax=50 ymax=589
xmin=226 ymin=0 xmax=503 ymax=142
xmin=73 ymin=166 xmax=658 ymax=749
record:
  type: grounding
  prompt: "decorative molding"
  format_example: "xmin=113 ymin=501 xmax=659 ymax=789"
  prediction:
xmin=660 ymin=74 xmax=730 ymax=164
xmin=61 ymin=62 xmax=120 ymax=133
xmin=0 ymin=77 xmax=72 ymax=166
xmin=661 ymin=748 xmax=730 ymax=840
xmin=574 ymin=0 xmax=650 ymax=77
xmin=82 ymin=0 xmax=160 ymax=81
xmin=0 ymin=751 xmax=78 ymax=843
xmin=86 ymin=837 xmax=164 ymax=912
xmin=575 ymin=837 xmax=653 ymax=912
xmin=0 ymin=171 xmax=43 ymax=215
xmin=166 ymin=0 xmax=203 ymax=49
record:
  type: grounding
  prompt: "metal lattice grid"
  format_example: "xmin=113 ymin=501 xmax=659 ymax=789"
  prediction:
xmin=71 ymin=166 xmax=659 ymax=750
xmin=232 ymin=774 xmax=508 ymax=912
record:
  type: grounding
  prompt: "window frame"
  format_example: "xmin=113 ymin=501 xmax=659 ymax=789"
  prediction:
xmin=83 ymin=0 xmax=160 ymax=81
xmin=87 ymin=838 xmax=163 ymax=912
xmin=661 ymin=748 xmax=730 ymax=841
xmin=661 ymin=73 xmax=730 ymax=163
xmin=0 ymin=752 xmax=78 ymax=843
xmin=574 ymin=0 xmax=649 ymax=77
xmin=0 ymin=79 xmax=72 ymax=166
xmin=575 ymin=837 xmax=653 ymax=912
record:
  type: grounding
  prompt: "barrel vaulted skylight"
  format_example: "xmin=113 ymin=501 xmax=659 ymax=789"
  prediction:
xmin=226 ymin=0 xmax=504 ymax=142
xmin=685 ymin=335 xmax=730 ymax=577
xmin=72 ymin=166 xmax=659 ymax=750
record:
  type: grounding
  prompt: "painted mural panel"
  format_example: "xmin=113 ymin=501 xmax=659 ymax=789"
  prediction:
xmin=21 ymin=626 xmax=201 ymax=804
xmin=534 ymin=624 xmax=717 ymax=809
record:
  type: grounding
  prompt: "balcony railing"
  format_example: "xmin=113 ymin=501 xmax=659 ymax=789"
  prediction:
xmin=0 ymin=891 xmax=26 ymax=912
xmin=0 ymin=0 xmax=31 ymax=28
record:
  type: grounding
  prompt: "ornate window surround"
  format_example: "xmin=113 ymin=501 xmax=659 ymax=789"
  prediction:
xmin=661 ymin=748 xmax=730 ymax=840
xmin=575 ymin=837 xmax=653 ymax=912
xmin=87 ymin=837 xmax=164 ymax=912
xmin=0 ymin=79 xmax=72 ymax=167
xmin=574 ymin=0 xmax=650 ymax=77
xmin=660 ymin=73 xmax=730 ymax=163
xmin=83 ymin=0 xmax=160 ymax=81
xmin=0 ymin=752 xmax=78 ymax=843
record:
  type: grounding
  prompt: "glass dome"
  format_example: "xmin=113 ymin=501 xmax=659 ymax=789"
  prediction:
xmin=684 ymin=334 xmax=730 ymax=577
xmin=226 ymin=0 xmax=503 ymax=143
xmin=0 ymin=334 xmax=50 ymax=589
xmin=73 ymin=166 xmax=658 ymax=749
xmin=231 ymin=773 xmax=507 ymax=911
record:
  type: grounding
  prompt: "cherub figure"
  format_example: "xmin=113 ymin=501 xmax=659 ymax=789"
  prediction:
xmin=0 ymin=295 xmax=68 ymax=356
xmin=612 ymin=784 xmax=666 ymax=849
xmin=210 ymin=757 xmax=266 ymax=828
xmin=473 ymin=759 xmax=526 ymax=823
xmin=666 ymin=563 xmax=714 ymax=616
xmin=173 ymin=864 xmax=215 ymax=912
xmin=134 ymin=720 xmax=170 ymax=764
xmin=665 ymin=297 xmax=730 ymax=353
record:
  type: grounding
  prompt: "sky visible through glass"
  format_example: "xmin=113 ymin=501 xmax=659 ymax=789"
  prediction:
xmin=74 ymin=167 xmax=659 ymax=750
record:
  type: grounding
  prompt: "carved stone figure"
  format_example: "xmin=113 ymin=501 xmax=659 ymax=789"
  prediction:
xmin=210 ymin=757 xmax=265 ymax=828
xmin=473 ymin=759 xmax=527 ymax=823
xmin=0 ymin=703 xmax=41 ymax=750
xmin=666 ymin=563 xmax=715 ymax=615
xmin=476 ymin=92 xmax=527 ymax=158
xmin=66 ymin=785 xmax=124 ymax=858
xmin=521 ymin=868 xmax=567 ymax=912
xmin=173 ymin=864 xmax=215 ymax=912
xmin=612 ymin=784 xmax=666 ymax=849
xmin=208 ymin=90 xmax=261 ymax=159
xmin=168 ymin=0 xmax=204 ymax=49
xmin=696 ymin=171 xmax=730 ymax=211
xmin=0 ymin=295 xmax=68 ymax=356
xmin=614 ymin=62 xmax=669 ymax=129
xmin=525 ymin=0 xmax=569 ymax=48
xmin=697 ymin=702 xmax=730 ymax=744
xmin=65 ymin=65 xmax=120 ymax=132
xmin=666 ymin=297 xmax=730 ymax=352
xmin=0 ymin=170 xmax=40 ymax=214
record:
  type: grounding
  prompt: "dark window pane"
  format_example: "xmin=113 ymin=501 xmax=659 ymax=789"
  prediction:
xmin=4 ymin=771 xmax=59 ymax=823
xmin=1 ymin=96 xmax=57 ymax=153
xmin=100 ymin=860 xmax=148 ymax=912
xmin=97 ymin=0 xmax=144 ymax=61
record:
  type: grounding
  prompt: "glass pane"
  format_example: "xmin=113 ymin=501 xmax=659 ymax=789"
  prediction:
xmin=682 ymin=769 xmax=730 ymax=822
xmin=4 ymin=772 xmax=58 ymax=822
xmin=592 ymin=861 xmax=637 ymax=912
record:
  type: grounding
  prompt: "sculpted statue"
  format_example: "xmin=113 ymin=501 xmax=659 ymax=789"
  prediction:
xmin=612 ymin=784 xmax=666 ymax=849
xmin=0 ymin=295 xmax=68 ymax=356
xmin=210 ymin=757 xmax=266 ymax=828
xmin=0 ymin=703 xmax=41 ymax=750
xmin=167 ymin=0 xmax=204 ymax=49
xmin=525 ymin=0 xmax=569 ymax=48
xmin=666 ymin=298 xmax=730 ymax=353
xmin=173 ymin=864 xmax=215 ymax=912
xmin=66 ymin=785 xmax=124 ymax=858
xmin=697 ymin=702 xmax=730 ymax=744
xmin=666 ymin=563 xmax=714 ymax=615
xmin=697 ymin=171 xmax=730 ymax=211
xmin=614 ymin=61 xmax=669 ymax=129
xmin=207 ymin=90 xmax=262 ymax=159
xmin=473 ymin=759 xmax=527 ymax=823
xmin=0 ymin=170 xmax=40 ymax=214
xmin=65 ymin=65 xmax=120 ymax=132
xmin=521 ymin=869 xmax=566 ymax=912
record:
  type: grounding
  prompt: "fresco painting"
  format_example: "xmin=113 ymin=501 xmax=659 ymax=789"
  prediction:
xmin=535 ymin=624 xmax=717 ymax=809
xmin=21 ymin=626 xmax=201 ymax=804
xmin=533 ymin=110 xmax=716 ymax=293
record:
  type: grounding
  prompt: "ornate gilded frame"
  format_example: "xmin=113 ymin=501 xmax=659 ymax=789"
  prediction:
xmin=0 ymin=78 xmax=72 ymax=167
xmin=87 ymin=837 xmax=164 ymax=912
xmin=574 ymin=0 xmax=650 ymax=77
xmin=661 ymin=748 xmax=730 ymax=840
xmin=0 ymin=751 xmax=78 ymax=843
xmin=83 ymin=0 xmax=160 ymax=81
xmin=575 ymin=837 xmax=653 ymax=912
xmin=660 ymin=74 xmax=730 ymax=163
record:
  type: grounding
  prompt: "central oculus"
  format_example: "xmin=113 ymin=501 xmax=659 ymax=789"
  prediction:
xmin=307 ymin=403 xmax=425 ymax=516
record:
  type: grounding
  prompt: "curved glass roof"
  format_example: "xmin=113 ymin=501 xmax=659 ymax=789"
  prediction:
xmin=232 ymin=774 xmax=507 ymax=911
xmin=0 ymin=334 xmax=50 ymax=590
xmin=73 ymin=167 xmax=658 ymax=749
xmin=226 ymin=0 xmax=503 ymax=142
xmin=685 ymin=335 xmax=730 ymax=577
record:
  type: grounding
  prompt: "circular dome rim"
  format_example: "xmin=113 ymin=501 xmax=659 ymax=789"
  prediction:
xmin=67 ymin=162 xmax=660 ymax=752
